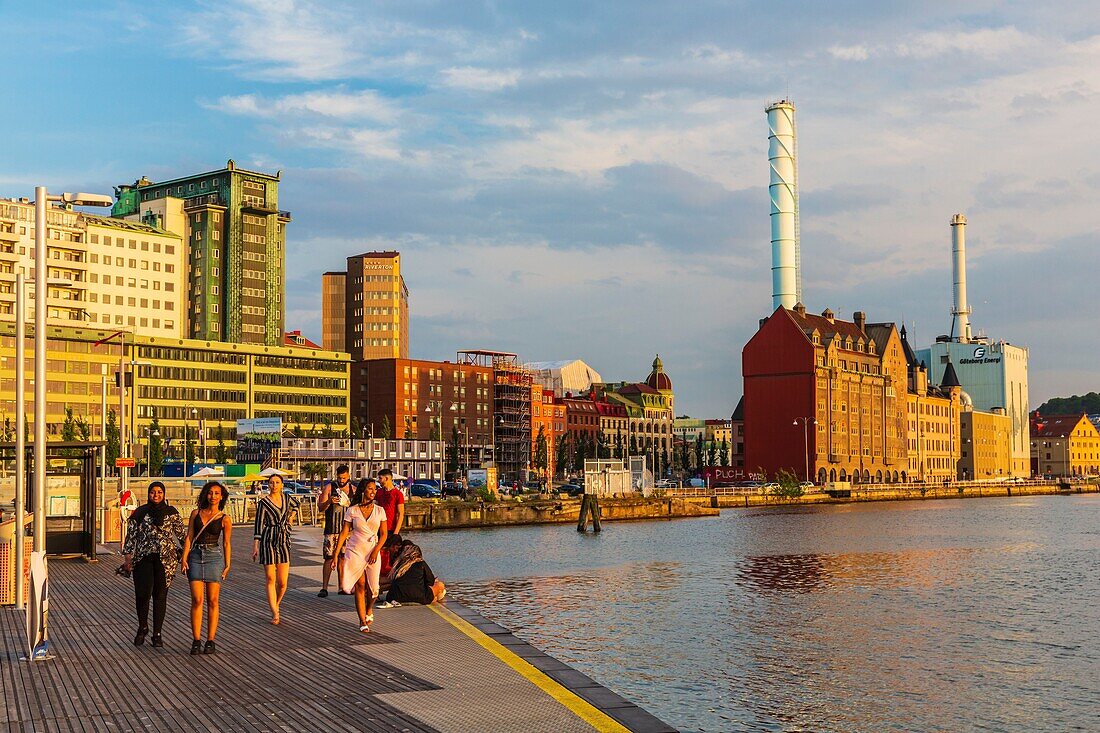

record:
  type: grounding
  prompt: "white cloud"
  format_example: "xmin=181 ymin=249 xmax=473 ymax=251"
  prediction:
xmin=828 ymin=44 xmax=870 ymax=61
xmin=207 ymin=89 xmax=399 ymax=123
xmin=897 ymin=27 xmax=1034 ymax=59
xmin=441 ymin=66 xmax=521 ymax=91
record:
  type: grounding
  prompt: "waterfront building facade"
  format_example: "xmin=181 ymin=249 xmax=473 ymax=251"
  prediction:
xmin=673 ymin=417 xmax=706 ymax=443
xmin=917 ymin=339 xmax=1030 ymax=477
xmin=112 ymin=160 xmax=291 ymax=345
xmin=0 ymin=200 xmax=185 ymax=336
xmin=1030 ymin=413 xmax=1100 ymax=477
xmin=0 ymin=323 xmax=348 ymax=460
xmin=531 ymin=386 xmax=557 ymax=480
xmin=959 ymin=408 xmax=1013 ymax=480
xmin=276 ymin=437 xmax=445 ymax=482
xmin=743 ymin=306 xmax=909 ymax=484
xmin=323 ymin=251 xmax=408 ymax=361
xmin=595 ymin=398 xmax=629 ymax=457
xmin=904 ymin=359 xmax=963 ymax=484
xmin=592 ymin=356 xmax=676 ymax=471
xmin=351 ymin=357 xmax=493 ymax=468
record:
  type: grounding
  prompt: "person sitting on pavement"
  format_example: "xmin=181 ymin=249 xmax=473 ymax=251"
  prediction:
xmin=377 ymin=535 xmax=446 ymax=607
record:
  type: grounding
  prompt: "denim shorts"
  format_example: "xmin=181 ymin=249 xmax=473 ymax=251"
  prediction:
xmin=187 ymin=545 xmax=225 ymax=583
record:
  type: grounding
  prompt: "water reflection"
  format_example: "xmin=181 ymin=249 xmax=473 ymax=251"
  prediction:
xmin=417 ymin=496 xmax=1100 ymax=732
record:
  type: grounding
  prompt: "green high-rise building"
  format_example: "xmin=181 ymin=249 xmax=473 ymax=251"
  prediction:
xmin=112 ymin=159 xmax=290 ymax=346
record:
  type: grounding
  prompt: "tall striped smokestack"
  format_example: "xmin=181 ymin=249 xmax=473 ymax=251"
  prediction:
xmin=767 ymin=99 xmax=800 ymax=311
xmin=950 ymin=213 xmax=972 ymax=342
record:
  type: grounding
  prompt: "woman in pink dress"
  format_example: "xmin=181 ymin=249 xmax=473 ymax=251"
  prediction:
xmin=333 ymin=478 xmax=387 ymax=632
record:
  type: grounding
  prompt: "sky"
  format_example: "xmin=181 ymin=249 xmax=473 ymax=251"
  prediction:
xmin=2 ymin=1 xmax=1098 ymax=416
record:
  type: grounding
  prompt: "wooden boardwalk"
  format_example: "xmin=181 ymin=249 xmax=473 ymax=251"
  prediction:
xmin=0 ymin=527 xmax=673 ymax=733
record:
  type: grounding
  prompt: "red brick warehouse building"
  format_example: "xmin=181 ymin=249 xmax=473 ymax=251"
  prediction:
xmin=742 ymin=305 xmax=909 ymax=483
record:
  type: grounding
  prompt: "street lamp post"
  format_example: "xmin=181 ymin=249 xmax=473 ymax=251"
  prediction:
xmin=182 ymin=405 xmax=198 ymax=477
xmin=793 ymin=417 xmax=817 ymax=483
xmin=28 ymin=187 xmax=112 ymax=659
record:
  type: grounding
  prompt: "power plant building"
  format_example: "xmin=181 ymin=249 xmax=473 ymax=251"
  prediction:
xmin=916 ymin=215 xmax=1030 ymax=476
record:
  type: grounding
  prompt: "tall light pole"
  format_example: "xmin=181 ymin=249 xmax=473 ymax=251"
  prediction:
xmin=423 ymin=401 xmax=455 ymax=484
xmin=29 ymin=188 xmax=111 ymax=661
xmin=14 ymin=273 xmax=26 ymax=609
xmin=33 ymin=188 xmax=112 ymax=553
xmin=182 ymin=405 xmax=198 ymax=476
xmin=793 ymin=417 xmax=817 ymax=483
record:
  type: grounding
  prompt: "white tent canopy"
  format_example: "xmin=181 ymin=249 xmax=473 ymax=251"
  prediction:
xmin=189 ymin=467 xmax=225 ymax=478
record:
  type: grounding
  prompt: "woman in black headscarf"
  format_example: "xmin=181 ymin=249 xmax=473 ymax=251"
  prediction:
xmin=121 ymin=482 xmax=186 ymax=647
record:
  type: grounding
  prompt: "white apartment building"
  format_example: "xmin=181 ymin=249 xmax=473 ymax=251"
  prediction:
xmin=0 ymin=199 xmax=186 ymax=337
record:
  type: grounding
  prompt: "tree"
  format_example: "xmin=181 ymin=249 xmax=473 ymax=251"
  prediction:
xmin=320 ymin=418 xmax=335 ymax=438
xmin=448 ymin=425 xmax=461 ymax=475
xmin=62 ymin=406 xmax=78 ymax=442
xmin=719 ymin=438 xmax=729 ymax=466
xmin=706 ymin=440 xmax=718 ymax=468
xmin=147 ymin=417 xmax=164 ymax=476
xmin=105 ymin=409 xmax=120 ymax=473
xmin=1 ymin=417 xmax=12 ymax=442
xmin=381 ymin=414 xmax=392 ymax=440
xmin=214 ymin=421 xmax=229 ymax=464
xmin=302 ymin=461 xmax=327 ymax=488
xmin=426 ymin=418 xmax=438 ymax=441
xmin=533 ymin=425 xmax=549 ymax=481
xmin=1037 ymin=392 xmax=1100 ymax=415
xmin=291 ymin=423 xmax=304 ymax=438
xmin=662 ymin=447 xmax=670 ymax=477
xmin=616 ymin=432 xmax=624 ymax=459
xmin=556 ymin=433 xmax=571 ymax=477
xmin=350 ymin=415 xmax=363 ymax=440
xmin=694 ymin=434 xmax=705 ymax=470
xmin=773 ymin=468 xmax=804 ymax=498
xmin=629 ymin=433 xmax=638 ymax=456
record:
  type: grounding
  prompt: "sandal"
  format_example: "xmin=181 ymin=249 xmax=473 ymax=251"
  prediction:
xmin=359 ymin=624 xmax=371 ymax=633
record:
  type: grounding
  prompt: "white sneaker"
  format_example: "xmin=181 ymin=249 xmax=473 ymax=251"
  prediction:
xmin=375 ymin=600 xmax=401 ymax=609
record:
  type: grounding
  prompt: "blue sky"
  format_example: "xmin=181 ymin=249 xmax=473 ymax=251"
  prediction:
xmin=3 ymin=1 xmax=1098 ymax=416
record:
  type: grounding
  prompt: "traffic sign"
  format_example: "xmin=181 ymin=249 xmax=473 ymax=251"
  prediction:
xmin=114 ymin=457 xmax=136 ymax=468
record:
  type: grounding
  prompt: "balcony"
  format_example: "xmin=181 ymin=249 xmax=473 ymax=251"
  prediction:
xmin=183 ymin=193 xmax=226 ymax=210
xmin=0 ymin=229 xmax=20 ymax=243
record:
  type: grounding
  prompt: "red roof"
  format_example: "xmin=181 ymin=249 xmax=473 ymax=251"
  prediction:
xmin=1031 ymin=414 xmax=1087 ymax=438
xmin=284 ymin=330 xmax=321 ymax=349
xmin=781 ymin=306 xmax=868 ymax=345
xmin=618 ymin=383 xmax=659 ymax=395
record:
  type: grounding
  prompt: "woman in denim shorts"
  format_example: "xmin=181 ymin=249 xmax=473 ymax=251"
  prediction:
xmin=181 ymin=481 xmax=232 ymax=656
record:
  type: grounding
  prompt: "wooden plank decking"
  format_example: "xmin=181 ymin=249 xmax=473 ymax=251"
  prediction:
xmin=0 ymin=527 xmax=673 ymax=733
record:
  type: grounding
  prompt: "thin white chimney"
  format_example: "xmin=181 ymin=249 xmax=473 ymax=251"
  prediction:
xmin=767 ymin=99 xmax=800 ymax=311
xmin=950 ymin=213 xmax=972 ymax=342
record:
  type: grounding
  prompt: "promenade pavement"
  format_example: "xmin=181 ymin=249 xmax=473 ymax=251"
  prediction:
xmin=1 ymin=525 xmax=674 ymax=733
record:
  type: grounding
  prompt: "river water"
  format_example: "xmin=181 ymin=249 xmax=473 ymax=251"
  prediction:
xmin=413 ymin=495 xmax=1100 ymax=732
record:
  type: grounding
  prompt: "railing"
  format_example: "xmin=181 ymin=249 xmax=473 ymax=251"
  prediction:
xmin=663 ymin=479 xmax=1063 ymax=498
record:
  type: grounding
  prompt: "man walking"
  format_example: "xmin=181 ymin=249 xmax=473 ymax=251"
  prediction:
xmin=317 ymin=465 xmax=352 ymax=597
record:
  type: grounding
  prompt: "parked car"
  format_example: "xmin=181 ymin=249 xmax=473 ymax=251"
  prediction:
xmin=655 ymin=479 xmax=677 ymax=489
xmin=442 ymin=481 xmax=464 ymax=497
xmin=409 ymin=483 xmax=442 ymax=499
xmin=558 ymin=484 xmax=584 ymax=497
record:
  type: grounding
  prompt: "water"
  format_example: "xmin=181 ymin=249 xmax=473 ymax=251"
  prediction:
xmin=413 ymin=495 xmax=1100 ymax=732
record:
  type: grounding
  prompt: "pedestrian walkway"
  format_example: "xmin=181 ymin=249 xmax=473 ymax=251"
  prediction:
xmin=0 ymin=526 xmax=674 ymax=733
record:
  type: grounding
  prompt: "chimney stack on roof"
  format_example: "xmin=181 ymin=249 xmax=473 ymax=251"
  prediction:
xmin=853 ymin=311 xmax=866 ymax=331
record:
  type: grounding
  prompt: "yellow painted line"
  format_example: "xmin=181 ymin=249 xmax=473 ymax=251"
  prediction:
xmin=429 ymin=604 xmax=632 ymax=733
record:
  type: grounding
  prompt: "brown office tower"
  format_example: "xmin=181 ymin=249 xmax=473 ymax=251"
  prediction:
xmin=321 ymin=272 xmax=347 ymax=352
xmin=323 ymin=251 xmax=408 ymax=360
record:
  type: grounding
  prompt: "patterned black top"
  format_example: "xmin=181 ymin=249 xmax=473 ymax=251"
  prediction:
xmin=123 ymin=509 xmax=186 ymax=587
xmin=253 ymin=495 xmax=296 ymax=565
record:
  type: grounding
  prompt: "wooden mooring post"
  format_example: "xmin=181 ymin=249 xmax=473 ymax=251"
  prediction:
xmin=577 ymin=493 xmax=602 ymax=532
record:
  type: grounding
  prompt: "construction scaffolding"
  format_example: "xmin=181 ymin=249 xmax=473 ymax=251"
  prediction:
xmin=458 ymin=350 xmax=532 ymax=484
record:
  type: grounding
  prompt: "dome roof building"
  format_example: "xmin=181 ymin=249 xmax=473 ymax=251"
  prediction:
xmin=646 ymin=354 xmax=673 ymax=393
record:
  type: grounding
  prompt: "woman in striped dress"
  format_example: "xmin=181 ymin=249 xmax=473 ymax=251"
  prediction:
xmin=251 ymin=474 xmax=293 ymax=624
